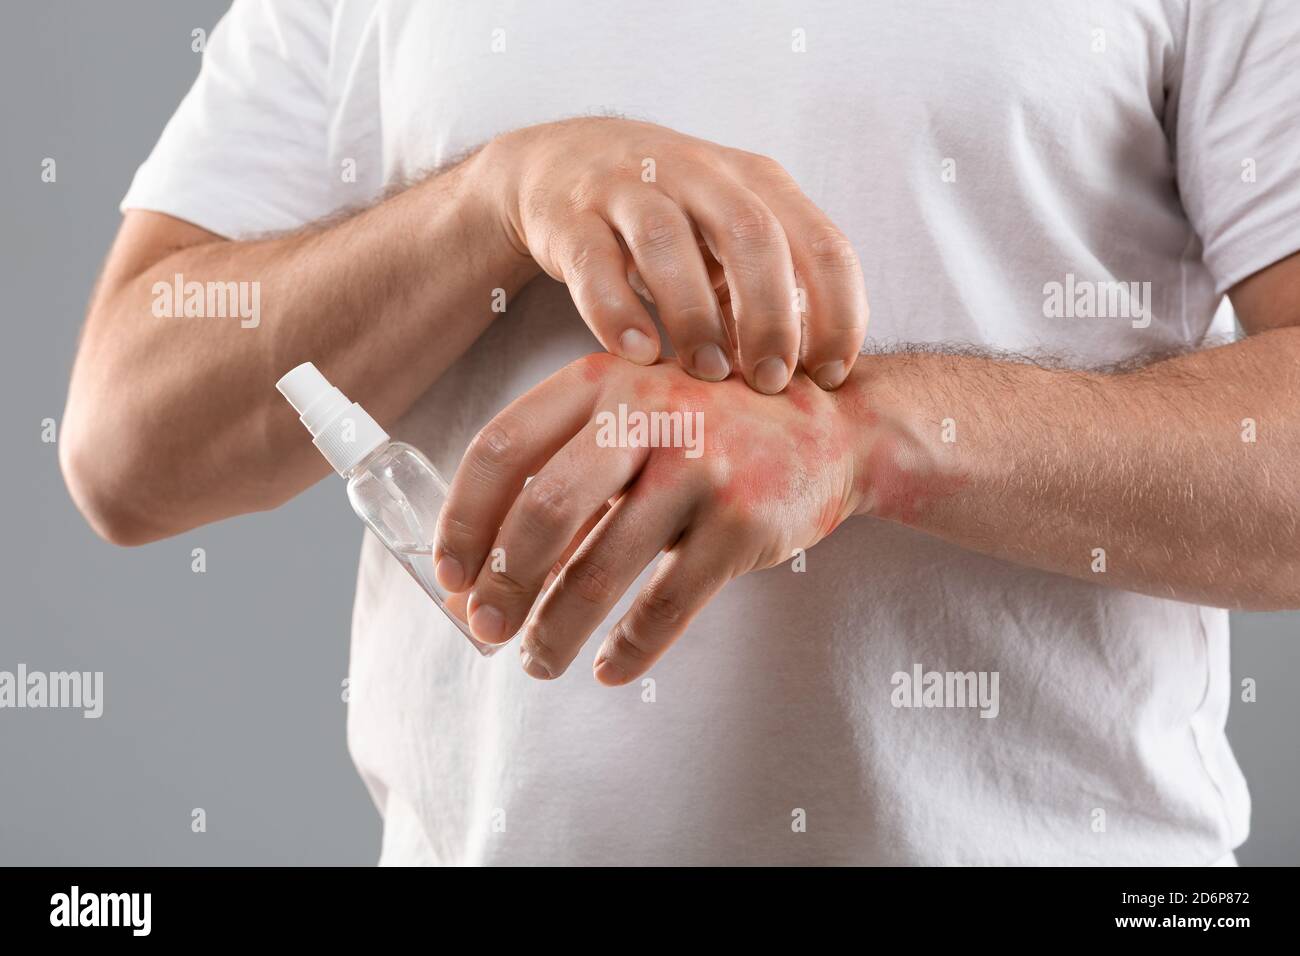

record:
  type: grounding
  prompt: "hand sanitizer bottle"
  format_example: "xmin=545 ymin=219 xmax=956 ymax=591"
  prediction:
xmin=276 ymin=362 xmax=497 ymax=656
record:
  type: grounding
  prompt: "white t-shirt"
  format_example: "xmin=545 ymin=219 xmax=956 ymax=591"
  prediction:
xmin=122 ymin=0 xmax=1300 ymax=865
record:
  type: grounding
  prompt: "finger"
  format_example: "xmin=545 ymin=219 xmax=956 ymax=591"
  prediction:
xmin=667 ymin=177 xmax=799 ymax=394
xmin=592 ymin=529 xmax=732 ymax=686
xmin=552 ymin=214 xmax=661 ymax=365
xmin=516 ymin=480 xmax=692 ymax=679
xmin=494 ymin=503 xmax=610 ymax=624
xmin=449 ymin=504 xmax=607 ymax=640
xmin=546 ymin=502 xmax=610 ymax=584
xmin=604 ymin=193 xmax=732 ymax=382
xmin=751 ymin=192 xmax=867 ymax=390
xmin=432 ymin=359 xmax=601 ymax=592
xmin=465 ymin=419 xmax=647 ymax=646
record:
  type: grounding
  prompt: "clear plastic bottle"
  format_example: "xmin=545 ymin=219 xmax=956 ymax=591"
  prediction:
xmin=276 ymin=362 xmax=496 ymax=656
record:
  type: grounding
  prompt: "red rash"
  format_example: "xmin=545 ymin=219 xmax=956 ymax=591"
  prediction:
xmin=661 ymin=375 xmax=713 ymax=414
xmin=711 ymin=409 xmax=849 ymax=517
xmin=714 ymin=434 xmax=797 ymax=510
xmin=857 ymin=430 xmax=966 ymax=525
xmin=636 ymin=453 xmax=687 ymax=493
xmin=576 ymin=352 xmax=615 ymax=385
xmin=783 ymin=376 xmax=817 ymax=415
xmin=626 ymin=371 xmax=861 ymax=524
xmin=601 ymin=362 xmax=966 ymax=537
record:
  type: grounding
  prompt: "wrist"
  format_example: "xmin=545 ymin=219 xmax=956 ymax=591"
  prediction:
xmin=834 ymin=352 xmax=966 ymax=525
xmin=467 ymin=136 xmax=533 ymax=277
xmin=451 ymin=141 xmax=540 ymax=291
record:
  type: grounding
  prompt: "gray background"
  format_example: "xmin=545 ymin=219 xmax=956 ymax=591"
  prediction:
xmin=0 ymin=1 xmax=1295 ymax=866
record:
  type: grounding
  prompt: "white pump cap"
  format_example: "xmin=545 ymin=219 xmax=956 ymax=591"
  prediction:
xmin=276 ymin=362 xmax=389 ymax=476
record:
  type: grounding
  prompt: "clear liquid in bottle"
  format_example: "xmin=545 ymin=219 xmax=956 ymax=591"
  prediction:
xmin=276 ymin=361 xmax=498 ymax=657
xmin=347 ymin=443 xmax=497 ymax=656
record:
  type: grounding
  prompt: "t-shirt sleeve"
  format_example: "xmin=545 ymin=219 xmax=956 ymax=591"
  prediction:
xmin=1169 ymin=0 xmax=1300 ymax=295
xmin=120 ymin=0 xmax=336 ymax=239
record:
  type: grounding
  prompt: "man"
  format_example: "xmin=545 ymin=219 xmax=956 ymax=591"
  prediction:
xmin=60 ymin=1 xmax=1300 ymax=864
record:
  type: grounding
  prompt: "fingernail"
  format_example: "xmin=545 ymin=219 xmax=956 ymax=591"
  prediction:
xmin=692 ymin=343 xmax=731 ymax=381
xmin=813 ymin=360 xmax=847 ymax=390
xmin=619 ymin=328 xmax=657 ymax=365
xmin=753 ymin=356 xmax=789 ymax=394
xmin=469 ymin=602 xmax=506 ymax=643
xmin=520 ymin=650 xmax=553 ymax=680
xmin=435 ymin=555 xmax=464 ymax=590
xmin=593 ymin=657 xmax=628 ymax=685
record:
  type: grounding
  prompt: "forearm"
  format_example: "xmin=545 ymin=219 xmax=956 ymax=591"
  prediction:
xmin=62 ymin=152 xmax=538 ymax=544
xmin=849 ymin=328 xmax=1300 ymax=610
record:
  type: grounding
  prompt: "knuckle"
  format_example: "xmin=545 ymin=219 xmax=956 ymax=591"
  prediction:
xmin=564 ymin=556 xmax=616 ymax=607
xmin=570 ymin=351 xmax=617 ymax=379
xmin=611 ymin=156 xmax=642 ymax=179
xmin=470 ymin=418 xmax=520 ymax=472
xmin=637 ymin=588 xmax=686 ymax=631
xmin=628 ymin=211 xmax=687 ymax=256
xmin=519 ymin=189 xmax=553 ymax=232
xmin=520 ymin=627 xmax=561 ymax=667
xmin=806 ymin=228 xmax=862 ymax=276
xmin=673 ymin=143 xmax=713 ymax=167
xmin=820 ymin=307 xmax=870 ymax=338
xmin=670 ymin=302 xmax=722 ymax=327
xmin=751 ymin=154 xmax=789 ymax=179
xmin=564 ymin=241 xmax=615 ymax=283
xmin=483 ymin=564 xmax=533 ymax=601
xmin=811 ymin=304 xmax=870 ymax=338
xmin=739 ymin=306 xmax=801 ymax=333
xmin=605 ymin=624 xmax=653 ymax=666
xmin=724 ymin=207 xmax=784 ymax=250
xmin=518 ymin=475 xmax=573 ymax=533
xmin=563 ymin=181 xmax=600 ymax=214
xmin=729 ymin=148 xmax=787 ymax=178
xmin=436 ymin=511 xmax=480 ymax=554
xmin=716 ymin=506 xmax=767 ymax=541
xmin=570 ymin=351 xmax=618 ymax=380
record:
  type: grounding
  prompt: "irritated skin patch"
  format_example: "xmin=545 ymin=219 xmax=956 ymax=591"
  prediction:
xmin=856 ymin=427 xmax=968 ymax=525
xmin=575 ymin=351 xmax=618 ymax=385
xmin=585 ymin=361 xmax=965 ymax=565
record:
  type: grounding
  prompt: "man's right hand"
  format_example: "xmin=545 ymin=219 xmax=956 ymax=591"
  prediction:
xmin=479 ymin=118 xmax=869 ymax=393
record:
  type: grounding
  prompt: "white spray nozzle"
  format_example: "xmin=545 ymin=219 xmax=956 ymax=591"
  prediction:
xmin=276 ymin=361 xmax=389 ymax=476
xmin=276 ymin=362 xmax=333 ymax=416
